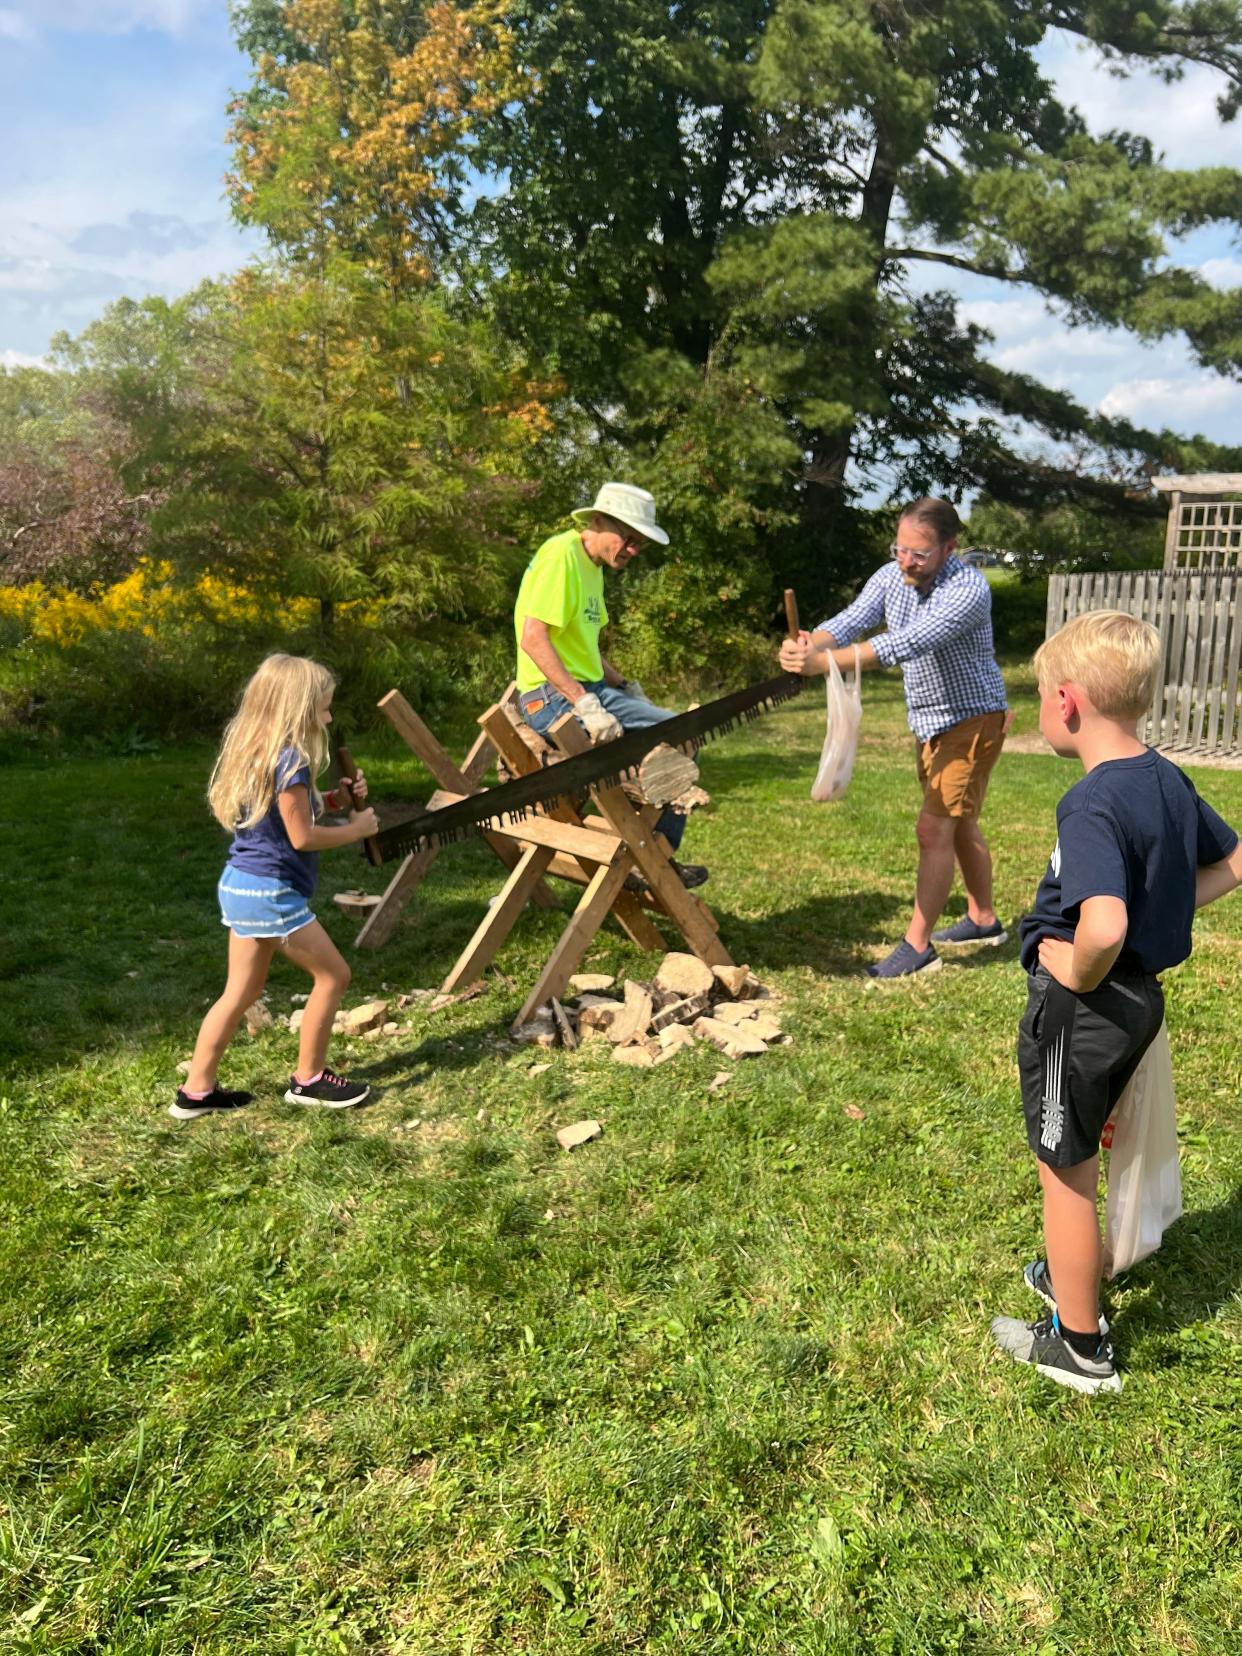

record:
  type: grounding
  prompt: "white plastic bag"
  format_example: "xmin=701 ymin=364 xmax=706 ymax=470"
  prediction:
xmin=1102 ymin=1021 xmax=1181 ymax=1279
xmin=810 ymin=645 xmax=863 ymax=803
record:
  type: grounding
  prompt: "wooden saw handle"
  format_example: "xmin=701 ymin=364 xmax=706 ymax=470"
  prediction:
xmin=335 ymin=743 xmax=382 ymax=868
xmin=783 ymin=588 xmax=801 ymax=641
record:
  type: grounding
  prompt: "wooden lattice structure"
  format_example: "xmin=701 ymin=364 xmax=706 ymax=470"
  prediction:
xmin=1045 ymin=476 xmax=1242 ymax=758
xmin=1154 ymin=474 xmax=1242 ymax=572
xmin=1046 ymin=569 xmax=1241 ymax=757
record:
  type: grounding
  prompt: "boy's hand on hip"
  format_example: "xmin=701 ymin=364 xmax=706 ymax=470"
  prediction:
xmin=1038 ymin=937 xmax=1079 ymax=989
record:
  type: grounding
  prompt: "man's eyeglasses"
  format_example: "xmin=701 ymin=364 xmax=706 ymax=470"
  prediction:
xmin=889 ymin=542 xmax=939 ymax=564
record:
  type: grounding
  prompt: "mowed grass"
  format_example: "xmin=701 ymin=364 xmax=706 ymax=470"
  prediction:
xmin=1 ymin=668 xmax=1240 ymax=1655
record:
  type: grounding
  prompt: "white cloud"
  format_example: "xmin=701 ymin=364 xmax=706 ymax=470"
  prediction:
xmin=1199 ymin=257 xmax=1242 ymax=290
xmin=1099 ymin=374 xmax=1242 ymax=425
xmin=1 ymin=347 xmax=47 ymax=369
xmin=1037 ymin=32 xmax=1242 ymax=170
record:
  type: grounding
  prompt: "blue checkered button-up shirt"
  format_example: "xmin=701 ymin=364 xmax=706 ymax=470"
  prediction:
xmin=818 ymin=556 xmax=1008 ymax=742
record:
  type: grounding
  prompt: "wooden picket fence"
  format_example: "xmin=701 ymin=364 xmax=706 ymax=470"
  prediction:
xmin=1046 ymin=569 xmax=1242 ymax=757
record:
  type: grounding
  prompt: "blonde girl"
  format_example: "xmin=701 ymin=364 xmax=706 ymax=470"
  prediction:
xmin=173 ymin=654 xmax=379 ymax=1118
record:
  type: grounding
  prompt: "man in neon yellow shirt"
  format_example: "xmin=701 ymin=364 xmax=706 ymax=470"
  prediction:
xmin=514 ymin=481 xmax=707 ymax=887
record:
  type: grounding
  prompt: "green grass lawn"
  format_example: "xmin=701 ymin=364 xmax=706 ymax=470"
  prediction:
xmin=1 ymin=668 xmax=1240 ymax=1654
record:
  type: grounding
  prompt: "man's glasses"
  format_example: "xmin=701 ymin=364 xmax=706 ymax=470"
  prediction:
xmin=889 ymin=542 xmax=938 ymax=564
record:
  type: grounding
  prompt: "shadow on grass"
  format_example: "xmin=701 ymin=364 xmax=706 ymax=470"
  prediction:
xmin=1111 ymin=1183 xmax=1242 ymax=1347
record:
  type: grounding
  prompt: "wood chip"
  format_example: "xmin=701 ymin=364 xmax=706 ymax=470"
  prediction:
xmin=244 ymin=1000 xmax=274 ymax=1035
xmin=656 ymin=1023 xmax=695 ymax=1054
xmin=612 ymin=1043 xmax=657 ymax=1067
xmin=711 ymin=963 xmax=751 ymax=998
xmin=651 ymin=991 xmax=711 ymax=1032
xmin=708 ymin=1071 xmax=732 ymax=1092
xmin=568 ymin=972 xmax=616 ymax=993
xmin=556 ymin=1119 xmax=603 ymax=1150
xmin=844 ymin=1103 xmax=866 ymax=1121
xmin=693 ymin=1015 xmax=768 ymax=1058
xmin=527 ymin=1062 xmax=552 ymax=1075
xmin=340 ymin=999 xmax=390 ymax=1035
xmin=607 ymin=979 xmax=654 ymax=1046
xmin=428 ymin=981 xmax=485 ymax=1012
xmin=550 ymin=998 xmax=579 ymax=1051
xmin=710 ymin=1001 xmax=761 ymax=1026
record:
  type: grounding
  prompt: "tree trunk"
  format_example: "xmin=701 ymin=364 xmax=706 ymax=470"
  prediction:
xmin=802 ymin=121 xmax=900 ymax=554
xmin=320 ymin=595 xmax=335 ymax=629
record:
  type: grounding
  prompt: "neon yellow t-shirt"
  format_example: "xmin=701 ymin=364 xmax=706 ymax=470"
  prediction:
xmin=514 ymin=528 xmax=608 ymax=692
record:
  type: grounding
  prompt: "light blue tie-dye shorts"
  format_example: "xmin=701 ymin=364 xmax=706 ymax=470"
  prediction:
xmin=218 ymin=865 xmax=316 ymax=940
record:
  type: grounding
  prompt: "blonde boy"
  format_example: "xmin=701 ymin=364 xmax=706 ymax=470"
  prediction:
xmin=992 ymin=611 xmax=1241 ymax=1393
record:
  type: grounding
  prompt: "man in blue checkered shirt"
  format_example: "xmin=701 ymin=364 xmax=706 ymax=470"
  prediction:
xmin=780 ymin=497 xmax=1011 ymax=979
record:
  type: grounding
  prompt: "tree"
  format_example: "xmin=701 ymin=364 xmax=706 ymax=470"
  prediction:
xmin=228 ymin=0 xmax=516 ymax=291
xmin=457 ymin=0 xmax=1242 ymax=605
xmin=0 ymin=366 xmax=155 ymax=587
xmin=61 ymin=263 xmax=559 ymax=632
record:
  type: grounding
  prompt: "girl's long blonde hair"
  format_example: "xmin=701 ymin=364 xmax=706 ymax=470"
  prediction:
xmin=208 ymin=654 xmax=336 ymax=830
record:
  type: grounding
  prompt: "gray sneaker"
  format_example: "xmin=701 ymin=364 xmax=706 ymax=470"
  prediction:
xmin=991 ymin=1312 xmax=1122 ymax=1395
xmin=1024 ymin=1259 xmax=1109 ymax=1334
xmin=931 ymin=916 xmax=1008 ymax=947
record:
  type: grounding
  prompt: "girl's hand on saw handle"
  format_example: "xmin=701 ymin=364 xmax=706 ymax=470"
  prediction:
xmin=348 ymin=804 xmax=379 ymax=841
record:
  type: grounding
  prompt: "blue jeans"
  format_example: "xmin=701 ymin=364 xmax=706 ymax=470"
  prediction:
xmin=517 ymin=679 xmax=687 ymax=851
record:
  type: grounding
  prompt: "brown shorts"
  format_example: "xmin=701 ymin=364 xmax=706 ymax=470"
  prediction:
xmin=915 ymin=711 xmax=1007 ymax=819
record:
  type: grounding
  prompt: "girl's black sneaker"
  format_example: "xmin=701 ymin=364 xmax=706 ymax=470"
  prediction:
xmin=284 ymin=1068 xmax=370 ymax=1108
xmin=169 ymin=1086 xmax=254 ymax=1120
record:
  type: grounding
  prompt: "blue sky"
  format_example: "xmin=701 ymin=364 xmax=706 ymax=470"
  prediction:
xmin=1 ymin=1 xmax=1240 ymax=447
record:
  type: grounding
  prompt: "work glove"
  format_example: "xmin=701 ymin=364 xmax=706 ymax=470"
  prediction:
xmin=574 ymin=692 xmax=624 ymax=743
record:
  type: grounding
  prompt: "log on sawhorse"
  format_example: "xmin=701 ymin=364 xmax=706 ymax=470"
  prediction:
xmin=352 ymin=685 xmax=560 ymax=950
xmin=437 ymin=708 xmax=732 ymax=1033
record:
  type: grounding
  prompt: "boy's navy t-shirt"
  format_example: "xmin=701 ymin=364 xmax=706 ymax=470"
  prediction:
xmin=226 ymin=747 xmax=319 ymax=898
xmin=1019 ymin=749 xmax=1237 ymax=976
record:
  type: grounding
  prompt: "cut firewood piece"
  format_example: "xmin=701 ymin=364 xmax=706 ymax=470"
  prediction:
xmin=244 ymin=999 xmax=274 ymax=1035
xmin=635 ymin=743 xmax=699 ymax=807
xmin=612 ymin=1042 xmax=658 ymax=1067
xmin=651 ymin=991 xmax=711 ymax=1032
xmin=669 ymin=784 xmax=711 ymax=815
xmin=693 ymin=1015 xmax=768 ymax=1058
xmin=711 ymin=963 xmax=752 ymax=999
xmin=550 ymin=997 xmax=579 ymax=1051
xmin=568 ymin=972 xmax=616 ymax=993
xmin=657 ymin=1022 xmax=696 ymax=1055
xmin=556 ymin=1118 xmax=602 ymax=1149
xmin=711 ymin=1002 xmax=761 ymax=1026
xmin=656 ymin=952 xmax=715 ymax=999
xmin=515 ymin=1009 xmax=558 ymax=1047
xmin=745 ymin=1014 xmax=784 ymax=1042
xmin=578 ymin=994 xmax=622 ymax=1034
xmin=340 ymin=998 xmax=390 ymax=1035
xmin=607 ymin=979 xmax=654 ymax=1046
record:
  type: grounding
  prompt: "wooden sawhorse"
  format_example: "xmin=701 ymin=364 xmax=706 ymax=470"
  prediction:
xmin=438 ymin=707 xmax=732 ymax=1031
xmin=352 ymin=685 xmax=561 ymax=950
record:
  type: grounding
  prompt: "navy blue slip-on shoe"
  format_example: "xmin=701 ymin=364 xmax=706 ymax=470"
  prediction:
xmin=931 ymin=916 xmax=1008 ymax=947
xmin=866 ymin=940 xmax=942 ymax=980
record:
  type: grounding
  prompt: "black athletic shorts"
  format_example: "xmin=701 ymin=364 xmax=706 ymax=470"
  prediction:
xmin=1017 ymin=966 xmax=1165 ymax=1168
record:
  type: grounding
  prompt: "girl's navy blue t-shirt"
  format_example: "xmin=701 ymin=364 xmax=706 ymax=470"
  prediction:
xmin=226 ymin=747 xmax=319 ymax=898
xmin=1019 ymin=749 xmax=1237 ymax=976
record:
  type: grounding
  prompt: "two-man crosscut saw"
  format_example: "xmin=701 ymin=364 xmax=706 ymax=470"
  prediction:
xmin=370 ymin=670 xmax=804 ymax=864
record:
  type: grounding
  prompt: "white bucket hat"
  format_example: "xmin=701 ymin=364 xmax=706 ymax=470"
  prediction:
xmin=571 ymin=482 xmax=669 ymax=546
